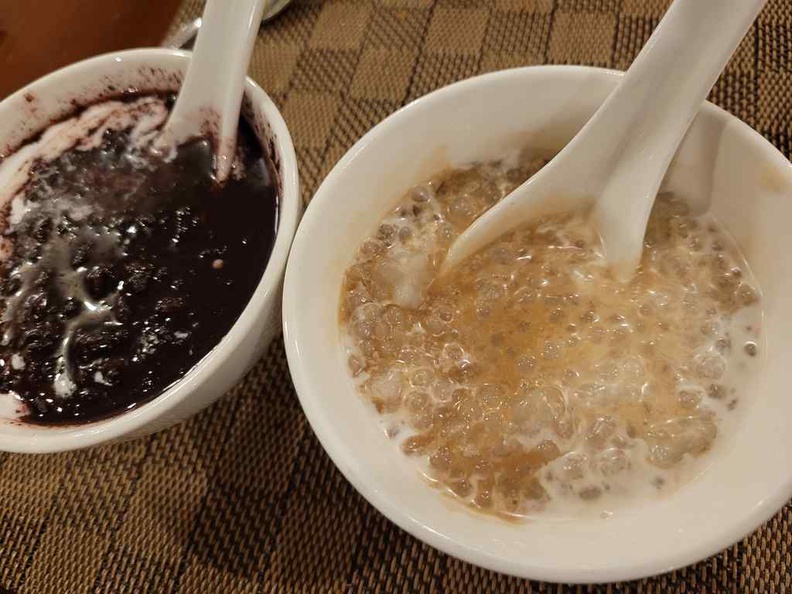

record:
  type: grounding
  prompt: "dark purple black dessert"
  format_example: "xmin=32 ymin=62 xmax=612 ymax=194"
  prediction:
xmin=0 ymin=95 xmax=278 ymax=424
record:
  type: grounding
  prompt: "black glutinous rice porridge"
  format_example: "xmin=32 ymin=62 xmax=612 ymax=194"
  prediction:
xmin=0 ymin=94 xmax=278 ymax=424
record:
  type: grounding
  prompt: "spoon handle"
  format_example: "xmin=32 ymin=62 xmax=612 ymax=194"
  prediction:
xmin=441 ymin=0 xmax=765 ymax=277
xmin=159 ymin=0 xmax=268 ymax=181
xmin=588 ymin=0 xmax=767 ymax=274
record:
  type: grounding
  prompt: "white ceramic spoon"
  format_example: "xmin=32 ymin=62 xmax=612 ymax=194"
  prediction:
xmin=156 ymin=0 xmax=270 ymax=181
xmin=164 ymin=0 xmax=293 ymax=50
xmin=441 ymin=0 xmax=767 ymax=279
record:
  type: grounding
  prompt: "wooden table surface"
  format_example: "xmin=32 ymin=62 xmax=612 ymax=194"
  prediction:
xmin=0 ymin=0 xmax=183 ymax=99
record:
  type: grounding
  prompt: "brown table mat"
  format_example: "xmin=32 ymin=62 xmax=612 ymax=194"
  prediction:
xmin=1 ymin=0 xmax=791 ymax=592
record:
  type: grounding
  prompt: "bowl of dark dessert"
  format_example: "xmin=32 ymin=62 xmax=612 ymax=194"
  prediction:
xmin=0 ymin=48 xmax=299 ymax=452
xmin=282 ymin=66 xmax=792 ymax=582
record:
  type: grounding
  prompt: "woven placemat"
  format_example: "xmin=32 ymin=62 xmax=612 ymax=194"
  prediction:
xmin=1 ymin=0 xmax=791 ymax=592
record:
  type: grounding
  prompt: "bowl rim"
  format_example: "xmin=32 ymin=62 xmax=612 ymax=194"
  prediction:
xmin=0 ymin=48 xmax=300 ymax=453
xmin=282 ymin=64 xmax=792 ymax=583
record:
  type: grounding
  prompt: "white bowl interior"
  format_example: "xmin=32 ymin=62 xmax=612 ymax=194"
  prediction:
xmin=0 ymin=49 xmax=300 ymax=452
xmin=283 ymin=66 xmax=792 ymax=582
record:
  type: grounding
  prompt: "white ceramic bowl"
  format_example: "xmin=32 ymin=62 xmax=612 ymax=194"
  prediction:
xmin=283 ymin=66 xmax=792 ymax=583
xmin=0 ymin=48 xmax=300 ymax=453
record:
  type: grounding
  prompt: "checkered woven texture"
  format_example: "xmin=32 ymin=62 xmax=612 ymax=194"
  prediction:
xmin=1 ymin=0 xmax=791 ymax=592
